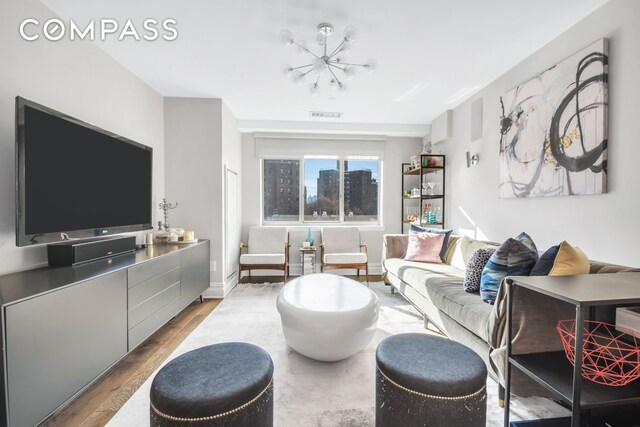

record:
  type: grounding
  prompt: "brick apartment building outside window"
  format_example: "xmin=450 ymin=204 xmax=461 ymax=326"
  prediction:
xmin=263 ymin=158 xmax=379 ymax=224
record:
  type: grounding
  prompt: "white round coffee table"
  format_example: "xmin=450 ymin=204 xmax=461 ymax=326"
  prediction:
xmin=276 ymin=273 xmax=380 ymax=362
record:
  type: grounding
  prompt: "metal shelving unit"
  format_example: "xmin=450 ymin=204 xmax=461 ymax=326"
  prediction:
xmin=504 ymin=273 xmax=640 ymax=427
xmin=401 ymin=154 xmax=446 ymax=232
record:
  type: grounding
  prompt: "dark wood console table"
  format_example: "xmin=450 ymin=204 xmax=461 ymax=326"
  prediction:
xmin=0 ymin=240 xmax=210 ymax=427
xmin=503 ymin=272 xmax=640 ymax=427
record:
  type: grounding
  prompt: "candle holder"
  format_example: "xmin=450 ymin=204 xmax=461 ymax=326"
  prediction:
xmin=158 ymin=198 xmax=178 ymax=232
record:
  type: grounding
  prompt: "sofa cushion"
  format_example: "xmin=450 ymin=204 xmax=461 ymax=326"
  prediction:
xmin=450 ymin=236 xmax=499 ymax=271
xmin=324 ymin=253 xmax=367 ymax=264
xmin=404 ymin=233 xmax=445 ymax=263
xmin=383 ymin=258 xmax=493 ymax=341
xmin=240 ymin=254 xmax=285 ymax=265
xmin=409 ymin=224 xmax=453 ymax=260
xmin=480 ymin=232 xmax=538 ymax=304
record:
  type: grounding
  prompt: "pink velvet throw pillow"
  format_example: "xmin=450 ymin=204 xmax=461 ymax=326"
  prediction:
xmin=404 ymin=232 xmax=445 ymax=263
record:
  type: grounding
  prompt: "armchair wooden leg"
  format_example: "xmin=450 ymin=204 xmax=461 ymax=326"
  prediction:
xmin=365 ymin=265 xmax=369 ymax=284
xmin=357 ymin=269 xmax=360 ymax=277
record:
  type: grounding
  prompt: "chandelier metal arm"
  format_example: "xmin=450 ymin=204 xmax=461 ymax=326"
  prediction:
xmin=330 ymin=61 xmax=367 ymax=68
xmin=291 ymin=64 xmax=314 ymax=71
xmin=291 ymin=41 xmax=321 ymax=59
xmin=328 ymin=63 xmax=346 ymax=72
xmin=328 ymin=39 xmax=346 ymax=58
xmin=328 ymin=66 xmax=342 ymax=85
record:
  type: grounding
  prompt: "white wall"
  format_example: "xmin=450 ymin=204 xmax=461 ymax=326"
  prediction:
xmin=164 ymin=98 xmax=222 ymax=280
xmin=0 ymin=0 xmax=165 ymax=274
xmin=221 ymin=102 xmax=242 ymax=290
xmin=165 ymin=97 xmax=242 ymax=297
xmin=440 ymin=0 xmax=640 ymax=266
xmin=240 ymin=133 xmax=421 ymax=275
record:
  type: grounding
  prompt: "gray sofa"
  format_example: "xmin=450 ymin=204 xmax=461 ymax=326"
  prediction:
xmin=382 ymin=233 xmax=637 ymax=397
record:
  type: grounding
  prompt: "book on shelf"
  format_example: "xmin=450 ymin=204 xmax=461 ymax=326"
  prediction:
xmin=616 ymin=306 xmax=640 ymax=337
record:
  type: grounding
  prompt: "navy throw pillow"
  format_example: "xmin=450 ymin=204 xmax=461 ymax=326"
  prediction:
xmin=409 ymin=224 xmax=453 ymax=260
xmin=530 ymin=245 xmax=560 ymax=276
xmin=480 ymin=232 xmax=538 ymax=304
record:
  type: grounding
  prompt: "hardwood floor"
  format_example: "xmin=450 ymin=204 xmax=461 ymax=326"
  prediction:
xmin=42 ymin=298 xmax=221 ymax=427
xmin=41 ymin=274 xmax=381 ymax=426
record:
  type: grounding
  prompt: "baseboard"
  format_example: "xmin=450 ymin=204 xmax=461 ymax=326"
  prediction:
xmin=202 ymin=275 xmax=239 ymax=299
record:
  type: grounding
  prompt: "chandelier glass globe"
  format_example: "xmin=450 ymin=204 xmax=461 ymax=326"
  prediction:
xmin=308 ymin=82 xmax=320 ymax=97
xmin=291 ymin=70 xmax=305 ymax=85
xmin=279 ymin=29 xmax=294 ymax=46
xmin=343 ymin=66 xmax=356 ymax=80
xmin=364 ymin=59 xmax=378 ymax=74
xmin=281 ymin=63 xmax=293 ymax=76
xmin=343 ymin=26 xmax=358 ymax=43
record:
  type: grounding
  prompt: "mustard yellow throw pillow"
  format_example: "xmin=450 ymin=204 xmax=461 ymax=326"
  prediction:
xmin=549 ymin=241 xmax=590 ymax=276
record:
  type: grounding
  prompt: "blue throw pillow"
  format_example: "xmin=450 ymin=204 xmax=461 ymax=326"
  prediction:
xmin=409 ymin=224 xmax=453 ymax=260
xmin=480 ymin=232 xmax=538 ymax=304
xmin=530 ymin=245 xmax=560 ymax=276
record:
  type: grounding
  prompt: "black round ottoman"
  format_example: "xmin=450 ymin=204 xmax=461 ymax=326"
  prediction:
xmin=376 ymin=333 xmax=486 ymax=427
xmin=150 ymin=342 xmax=274 ymax=427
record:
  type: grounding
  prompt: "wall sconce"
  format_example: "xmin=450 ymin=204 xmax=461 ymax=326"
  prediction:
xmin=466 ymin=151 xmax=479 ymax=168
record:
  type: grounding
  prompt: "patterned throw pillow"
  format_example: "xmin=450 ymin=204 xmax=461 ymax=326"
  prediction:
xmin=404 ymin=233 xmax=446 ymax=263
xmin=463 ymin=248 xmax=496 ymax=292
xmin=480 ymin=232 xmax=539 ymax=304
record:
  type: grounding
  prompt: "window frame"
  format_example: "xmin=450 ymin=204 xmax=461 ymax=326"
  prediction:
xmin=261 ymin=156 xmax=382 ymax=226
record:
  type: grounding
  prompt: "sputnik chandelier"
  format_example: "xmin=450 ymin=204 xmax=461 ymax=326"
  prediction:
xmin=279 ymin=23 xmax=377 ymax=96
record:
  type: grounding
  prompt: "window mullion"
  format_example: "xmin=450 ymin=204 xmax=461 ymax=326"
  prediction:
xmin=339 ymin=158 xmax=345 ymax=223
xmin=299 ymin=158 xmax=304 ymax=224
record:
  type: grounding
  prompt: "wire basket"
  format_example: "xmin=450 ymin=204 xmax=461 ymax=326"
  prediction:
xmin=557 ymin=320 xmax=640 ymax=386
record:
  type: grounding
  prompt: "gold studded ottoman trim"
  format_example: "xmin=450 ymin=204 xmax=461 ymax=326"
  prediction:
xmin=377 ymin=365 xmax=486 ymax=401
xmin=151 ymin=377 xmax=273 ymax=422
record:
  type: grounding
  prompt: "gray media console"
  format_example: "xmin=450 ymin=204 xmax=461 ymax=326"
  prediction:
xmin=0 ymin=239 xmax=210 ymax=427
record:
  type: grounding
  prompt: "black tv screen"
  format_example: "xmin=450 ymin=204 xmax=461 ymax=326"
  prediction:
xmin=16 ymin=97 xmax=152 ymax=246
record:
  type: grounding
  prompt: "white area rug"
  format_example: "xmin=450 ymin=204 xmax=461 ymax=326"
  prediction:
xmin=108 ymin=281 xmax=569 ymax=426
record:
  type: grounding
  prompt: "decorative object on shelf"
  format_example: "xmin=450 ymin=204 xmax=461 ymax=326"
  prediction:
xmin=424 ymin=181 xmax=437 ymax=195
xmin=421 ymin=136 xmax=432 ymax=154
xmin=422 ymin=155 xmax=441 ymax=167
xmin=410 ymin=155 xmax=420 ymax=169
xmin=557 ymin=320 xmax=640 ymax=386
xmin=466 ymin=151 xmax=480 ymax=167
xmin=279 ymin=23 xmax=376 ymax=96
xmin=410 ymin=188 xmax=421 ymax=197
xmin=158 ymin=198 xmax=178 ymax=232
xmin=305 ymin=227 xmax=314 ymax=246
xmin=499 ymin=38 xmax=608 ymax=198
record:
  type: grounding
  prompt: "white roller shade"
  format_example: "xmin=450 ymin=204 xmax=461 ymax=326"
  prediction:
xmin=255 ymin=133 xmax=386 ymax=159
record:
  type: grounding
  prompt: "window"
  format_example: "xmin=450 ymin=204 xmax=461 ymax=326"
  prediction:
xmin=344 ymin=160 xmax=379 ymax=222
xmin=262 ymin=158 xmax=380 ymax=224
xmin=305 ymin=159 xmax=340 ymax=222
xmin=263 ymin=159 xmax=300 ymax=222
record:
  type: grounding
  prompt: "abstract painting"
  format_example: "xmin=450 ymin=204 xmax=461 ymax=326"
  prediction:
xmin=499 ymin=39 xmax=608 ymax=198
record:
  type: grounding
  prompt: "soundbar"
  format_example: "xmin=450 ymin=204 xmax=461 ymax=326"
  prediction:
xmin=47 ymin=235 xmax=137 ymax=266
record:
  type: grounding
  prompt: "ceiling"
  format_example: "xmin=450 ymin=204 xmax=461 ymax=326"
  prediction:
xmin=40 ymin=0 xmax=608 ymax=131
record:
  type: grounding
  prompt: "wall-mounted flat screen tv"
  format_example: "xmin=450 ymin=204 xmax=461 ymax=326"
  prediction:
xmin=15 ymin=97 xmax=153 ymax=246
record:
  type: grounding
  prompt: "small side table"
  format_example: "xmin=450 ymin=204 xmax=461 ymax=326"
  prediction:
xmin=299 ymin=247 xmax=317 ymax=275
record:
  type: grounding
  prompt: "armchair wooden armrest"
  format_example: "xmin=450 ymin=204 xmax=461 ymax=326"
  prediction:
xmin=360 ymin=242 xmax=368 ymax=256
xmin=239 ymin=242 xmax=247 ymax=250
